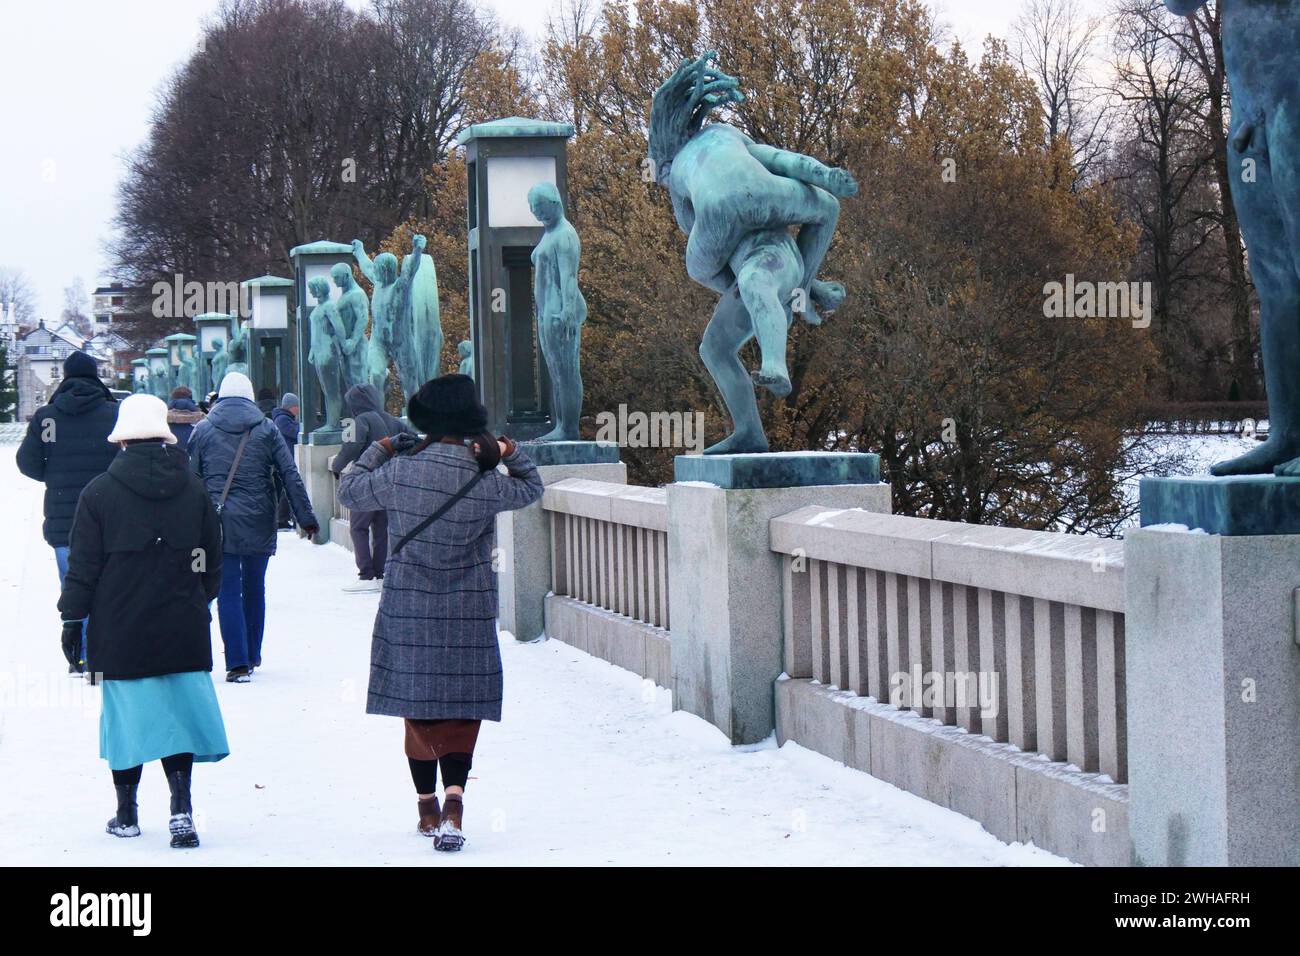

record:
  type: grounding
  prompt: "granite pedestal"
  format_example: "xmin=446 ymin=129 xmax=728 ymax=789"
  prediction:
xmin=1127 ymin=478 xmax=1300 ymax=865
xmin=296 ymin=442 xmax=341 ymax=545
xmin=668 ymin=452 xmax=890 ymax=744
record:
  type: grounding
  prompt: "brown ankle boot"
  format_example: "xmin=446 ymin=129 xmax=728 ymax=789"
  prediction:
xmin=417 ymin=797 xmax=441 ymax=837
xmin=435 ymin=795 xmax=464 ymax=851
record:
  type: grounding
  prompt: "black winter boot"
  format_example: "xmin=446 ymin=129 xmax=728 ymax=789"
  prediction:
xmin=106 ymin=784 xmax=141 ymax=838
xmin=166 ymin=770 xmax=199 ymax=849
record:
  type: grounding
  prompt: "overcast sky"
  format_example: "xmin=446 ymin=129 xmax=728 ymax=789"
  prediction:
xmin=0 ymin=0 xmax=1110 ymax=321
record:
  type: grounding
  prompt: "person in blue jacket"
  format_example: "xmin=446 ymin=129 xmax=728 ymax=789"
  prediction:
xmin=188 ymin=373 xmax=319 ymax=682
xmin=16 ymin=350 xmax=119 ymax=672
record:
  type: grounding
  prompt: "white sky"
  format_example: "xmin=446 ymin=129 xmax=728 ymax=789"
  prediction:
xmin=0 ymin=0 xmax=1109 ymax=321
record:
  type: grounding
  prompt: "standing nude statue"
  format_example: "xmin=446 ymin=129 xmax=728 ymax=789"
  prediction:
xmin=209 ymin=338 xmax=229 ymax=392
xmin=331 ymin=261 xmax=369 ymax=388
xmin=458 ymin=339 xmax=474 ymax=379
xmin=1167 ymin=1 xmax=1300 ymax=475
xmin=529 ymin=181 xmax=587 ymax=441
xmin=307 ymin=276 xmax=347 ymax=430
xmin=352 ymin=234 xmax=426 ymax=405
xmin=649 ymin=51 xmax=857 ymax=453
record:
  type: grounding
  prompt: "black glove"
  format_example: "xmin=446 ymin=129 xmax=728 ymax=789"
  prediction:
xmin=389 ymin=432 xmax=419 ymax=454
xmin=61 ymin=620 xmax=83 ymax=671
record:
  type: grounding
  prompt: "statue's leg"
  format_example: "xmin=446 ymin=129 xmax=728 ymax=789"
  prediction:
xmin=1216 ymin=102 xmax=1300 ymax=474
xmin=746 ymin=143 xmax=857 ymax=199
xmin=735 ymin=251 xmax=798 ymax=398
xmin=700 ymin=288 xmax=768 ymax=454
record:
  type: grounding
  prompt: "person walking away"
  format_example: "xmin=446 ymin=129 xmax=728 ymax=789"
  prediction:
xmin=58 ymin=394 xmax=228 ymax=848
xmin=16 ymin=350 xmax=118 ymax=673
xmin=189 ymin=373 xmax=319 ymax=682
xmin=337 ymin=374 xmax=543 ymax=851
xmin=271 ymin=393 xmax=301 ymax=530
xmin=166 ymin=386 xmax=205 ymax=450
xmin=256 ymin=387 xmax=277 ymax=418
xmin=330 ymin=383 xmax=418 ymax=592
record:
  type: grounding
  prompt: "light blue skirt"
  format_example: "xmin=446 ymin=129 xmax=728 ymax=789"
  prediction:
xmin=100 ymin=671 xmax=230 ymax=771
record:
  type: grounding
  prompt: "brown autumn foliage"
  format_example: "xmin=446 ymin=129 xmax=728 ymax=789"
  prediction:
xmin=386 ymin=0 xmax=1156 ymax=533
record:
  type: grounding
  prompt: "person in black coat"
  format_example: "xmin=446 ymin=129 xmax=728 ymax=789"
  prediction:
xmin=269 ymin=393 xmax=300 ymax=528
xmin=330 ymin=383 xmax=419 ymax=590
xmin=166 ymin=386 xmax=205 ymax=450
xmin=58 ymin=394 xmax=229 ymax=848
xmin=16 ymin=350 xmax=118 ymax=671
xmin=187 ymin=373 xmax=319 ymax=681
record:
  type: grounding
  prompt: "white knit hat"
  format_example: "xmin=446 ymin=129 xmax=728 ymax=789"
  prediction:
xmin=218 ymin=371 xmax=255 ymax=401
xmin=107 ymin=394 xmax=177 ymax=445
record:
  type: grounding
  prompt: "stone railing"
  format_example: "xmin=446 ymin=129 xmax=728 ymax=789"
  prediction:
xmin=540 ymin=478 xmax=671 ymax=686
xmin=770 ymin=506 xmax=1128 ymax=864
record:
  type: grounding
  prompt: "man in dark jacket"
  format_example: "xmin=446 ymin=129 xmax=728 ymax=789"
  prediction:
xmin=188 ymin=373 xmax=319 ymax=681
xmin=331 ymin=383 xmax=418 ymax=591
xmin=16 ymin=350 xmax=118 ymax=671
xmin=166 ymin=386 xmax=205 ymax=450
xmin=269 ymin=393 xmax=300 ymax=527
xmin=59 ymin=393 xmax=228 ymax=848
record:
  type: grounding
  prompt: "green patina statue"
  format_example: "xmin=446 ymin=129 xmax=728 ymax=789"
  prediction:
xmin=649 ymin=51 xmax=856 ymax=454
xmin=458 ymin=339 xmax=474 ymax=379
xmin=226 ymin=323 xmax=250 ymax=378
xmin=331 ymin=261 xmax=370 ymax=388
xmin=529 ymin=181 xmax=587 ymax=441
xmin=306 ymin=276 xmax=347 ymax=430
xmin=1165 ymin=2 xmax=1300 ymax=476
xmin=209 ymin=338 xmax=229 ymax=391
xmin=353 ymin=234 xmax=428 ymax=404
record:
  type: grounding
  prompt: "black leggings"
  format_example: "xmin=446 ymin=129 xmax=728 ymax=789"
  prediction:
xmin=111 ymin=753 xmax=193 ymax=787
xmin=408 ymin=753 xmax=472 ymax=794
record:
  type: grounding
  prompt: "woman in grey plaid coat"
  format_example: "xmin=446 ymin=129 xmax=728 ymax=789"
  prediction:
xmin=336 ymin=374 xmax=542 ymax=850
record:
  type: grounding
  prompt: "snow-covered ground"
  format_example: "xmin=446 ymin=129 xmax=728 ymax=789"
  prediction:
xmin=0 ymin=447 xmax=1065 ymax=866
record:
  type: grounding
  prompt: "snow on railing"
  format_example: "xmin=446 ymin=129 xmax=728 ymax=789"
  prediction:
xmin=771 ymin=508 xmax=1127 ymax=783
xmin=542 ymin=479 xmax=670 ymax=631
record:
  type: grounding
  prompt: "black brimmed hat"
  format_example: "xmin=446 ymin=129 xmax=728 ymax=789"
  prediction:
xmin=407 ymin=374 xmax=488 ymax=437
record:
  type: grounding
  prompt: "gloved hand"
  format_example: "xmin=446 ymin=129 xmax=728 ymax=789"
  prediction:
xmin=379 ymin=433 xmax=419 ymax=456
xmin=298 ymin=524 xmax=320 ymax=541
xmin=61 ymin=621 xmax=84 ymax=671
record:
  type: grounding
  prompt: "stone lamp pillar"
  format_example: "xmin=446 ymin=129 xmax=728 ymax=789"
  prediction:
xmin=194 ymin=312 xmax=236 ymax=397
xmin=145 ymin=348 xmax=170 ymax=400
xmin=242 ymin=274 xmax=295 ymax=402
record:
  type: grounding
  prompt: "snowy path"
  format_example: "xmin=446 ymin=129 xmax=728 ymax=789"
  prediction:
xmin=0 ymin=448 xmax=1065 ymax=866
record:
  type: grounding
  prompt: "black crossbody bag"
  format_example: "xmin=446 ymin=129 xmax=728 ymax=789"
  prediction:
xmin=215 ymin=429 xmax=253 ymax=515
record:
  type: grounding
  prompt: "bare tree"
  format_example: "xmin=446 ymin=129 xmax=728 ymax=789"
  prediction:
xmin=0 ymin=268 xmax=39 ymax=328
xmin=1013 ymin=0 xmax=1114 ymax=187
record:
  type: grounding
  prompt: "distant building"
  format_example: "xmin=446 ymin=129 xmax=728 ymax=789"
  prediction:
xmin=91 ymin=282 xmax=142 ymax=335
xmin=15 ymin=322 xmax=107 ymax=421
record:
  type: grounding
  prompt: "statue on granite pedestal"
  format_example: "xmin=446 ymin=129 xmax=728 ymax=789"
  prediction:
xmin=352 ymin=234 xmax=427 ymax=403
xmin=1166 ymin=1 xmax=1300 ymax=476
xmin=306 ymin=276 xmax=347 ymax=430
xmin=649 ymin=51 xmax=857 ymax=454
xmin=529 ymin=181 xmax=587 ymax=441
xmin=331 ymin=261 xmax=369 ymax=387
xmin=457 ymin=339 xmax=474 ymax=379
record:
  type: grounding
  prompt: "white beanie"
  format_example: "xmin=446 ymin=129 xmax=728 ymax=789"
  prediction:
xmin=218 ymin=371 xmax=255 ymax=401
xmin=107 ymin=394 xmax=177 ymax=445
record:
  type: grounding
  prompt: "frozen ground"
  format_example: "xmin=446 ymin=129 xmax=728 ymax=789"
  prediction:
xmin=0 ymin=447 xmax=1065 ymax=866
